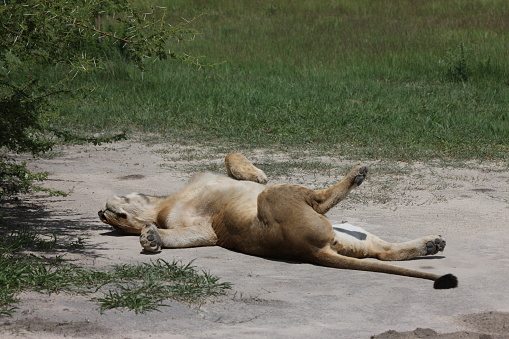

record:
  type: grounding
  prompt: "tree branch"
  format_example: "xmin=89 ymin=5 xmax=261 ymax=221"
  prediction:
xmin=71 ymin=21 xmax=138 ymax=44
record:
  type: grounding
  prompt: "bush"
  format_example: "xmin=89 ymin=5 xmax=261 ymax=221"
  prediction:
xmin=0 ymin=0 xmax=203 ymax=198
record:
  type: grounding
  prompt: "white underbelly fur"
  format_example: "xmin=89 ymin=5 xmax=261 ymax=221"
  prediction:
xmin=331 ymin=223 xmax=371 ymax=248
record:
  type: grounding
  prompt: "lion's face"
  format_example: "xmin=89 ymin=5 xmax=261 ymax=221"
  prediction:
xmin=98 ymin=193 xmax=156 ymax=234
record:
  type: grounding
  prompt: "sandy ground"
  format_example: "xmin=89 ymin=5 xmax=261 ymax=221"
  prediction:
xmin=1 ymin=139 xmax=508 ymax=339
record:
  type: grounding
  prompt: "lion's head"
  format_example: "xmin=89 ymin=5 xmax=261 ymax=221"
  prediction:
xmin=98 ymin=193 xmax=158 ymax=234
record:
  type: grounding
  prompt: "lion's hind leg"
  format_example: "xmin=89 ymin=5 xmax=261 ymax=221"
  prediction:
xmin=375 ymin=235 xmax=446 ymax=261
xmin=225 ymin=153 xmax=267 ymax=184
xmin=331 ymin=223 xmax=447 ymax=261
xmin=312 ymin=164 xmax=368 ymax=214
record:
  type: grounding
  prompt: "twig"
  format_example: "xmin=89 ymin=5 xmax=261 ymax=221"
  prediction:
xmin=72 ymin=21 xmax=137 ymax=44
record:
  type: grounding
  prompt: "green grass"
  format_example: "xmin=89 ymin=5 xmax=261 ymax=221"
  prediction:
xmin=0 ymin=226 xmax=231 ymax=316
xmin=44 ymin=0 xmax=509 ymax=160
xmin=97 ymin=260 xmax=229 ymax=314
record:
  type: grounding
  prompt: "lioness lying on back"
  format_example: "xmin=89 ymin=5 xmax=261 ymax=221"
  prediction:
xmin=98 ymin=153 xmax=457 ymax=289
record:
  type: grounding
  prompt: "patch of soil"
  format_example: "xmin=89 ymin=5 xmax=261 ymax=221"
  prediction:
xmin=2 ymin=140 xmax=509 ymax=338
xmin=372 ymin=311 xmax=509 ymax=338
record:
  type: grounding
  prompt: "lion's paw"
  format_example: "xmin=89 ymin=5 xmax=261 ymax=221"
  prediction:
xmin=254 ymin=171 xmax=268 ymax=185
xmin=350 ymin=164 xmax=368 ymax=186
xmin=424 ymin=235 xmax=446 ymax=255
xmin=248 ymin=169 xmax=268 ymax=185
xmin=140 ymin=224 xmax=162 ymax=253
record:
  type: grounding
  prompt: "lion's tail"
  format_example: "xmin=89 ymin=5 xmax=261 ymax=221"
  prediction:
xmin=433 ymin=273 xmax=458 ymax=289
xmin=313 ymin=248 xmax=458 ymax=289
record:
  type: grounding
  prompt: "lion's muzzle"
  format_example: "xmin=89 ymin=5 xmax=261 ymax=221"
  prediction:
xmin=98 ymin=210 xmax=108 ymax=223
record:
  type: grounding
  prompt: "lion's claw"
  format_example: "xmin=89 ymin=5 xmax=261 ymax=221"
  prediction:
xmin=352 ymin=165 xmax=368 ymax=186
xmin=140 ymin=224 xmax=162 ymax=253
xmin=425 ymin=236 xmax=446 ymax=255
xmin=354 ymin=175 xmax=365 ymax=186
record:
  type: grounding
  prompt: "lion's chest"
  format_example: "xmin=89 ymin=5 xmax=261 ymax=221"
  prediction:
xmin=162 ymin=174 xmax=264 ymax=229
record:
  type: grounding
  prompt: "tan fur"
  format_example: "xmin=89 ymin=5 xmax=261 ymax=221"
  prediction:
xmin=225 ymin=153 xmax=268 ymax=184
xmin=98 ymin=153 xmax=456 ymax=287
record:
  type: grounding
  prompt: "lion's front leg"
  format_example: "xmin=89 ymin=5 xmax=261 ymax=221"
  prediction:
xmin=140 ymin=223 xmax=218 ymax=253
xmin=225 ymin=153 xmax=267 ymax=184
xmin=140 ymin=224 xmax=162 ymax=253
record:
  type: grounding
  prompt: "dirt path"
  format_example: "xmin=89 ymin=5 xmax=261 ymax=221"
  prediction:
xmin=2 ymin=140 xmax=508 ymax=338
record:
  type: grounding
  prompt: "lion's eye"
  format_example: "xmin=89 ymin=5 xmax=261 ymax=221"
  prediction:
xmin=116 ymin=213 xmax=127 ymax=219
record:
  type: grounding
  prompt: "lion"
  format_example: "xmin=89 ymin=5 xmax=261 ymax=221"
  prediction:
xmin=98 ymin=153 xmax=457 ymax=289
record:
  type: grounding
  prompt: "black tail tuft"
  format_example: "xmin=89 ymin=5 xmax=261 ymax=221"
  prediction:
xmin=433 ymin=274 xmax=458 ymax=289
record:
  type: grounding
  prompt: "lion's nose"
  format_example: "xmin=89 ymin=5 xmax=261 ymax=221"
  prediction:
xmin=98 ymin=210 xmax=107 ymax=222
